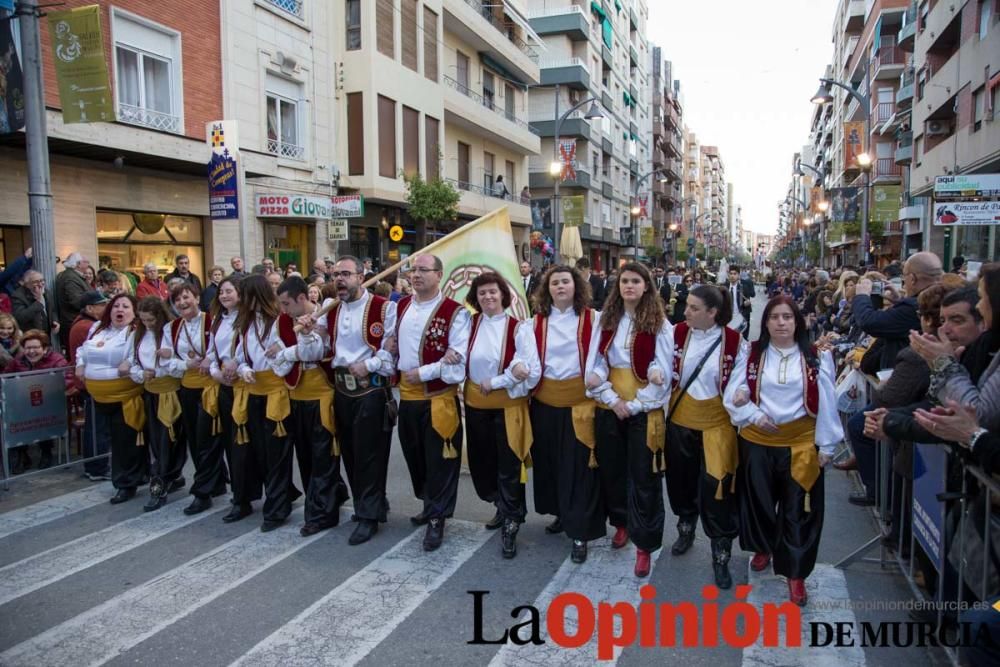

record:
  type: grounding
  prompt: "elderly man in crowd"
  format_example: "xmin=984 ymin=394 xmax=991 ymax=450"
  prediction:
xmin=12 ymin=270 xmax=58 ymax=338
xmin=230 ymin=256 xmax=247 ymax=278
xmin=136 ymin=262 xmax=170 ymax=300
xmin=55 ymin=252 xmax=91 ymax=338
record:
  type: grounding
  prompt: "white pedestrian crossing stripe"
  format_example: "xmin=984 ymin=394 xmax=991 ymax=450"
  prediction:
xmin=0 ymin=482 xmax=113 ymax=540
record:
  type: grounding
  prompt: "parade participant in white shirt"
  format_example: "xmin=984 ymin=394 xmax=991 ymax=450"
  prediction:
xmin=665 ymin=285 xmax=747 ymax=589
xmin=395 ymin=253 xmax=470 ymax=551
xmin=585 ymin=262 xmax=674 ymax=578
xmin=75 ymin=294 xmax=146 ymax=505
xmin=723 ymin=295 xmax=842 ymax=606
xmin=530 ymin=265 xmax=604 ymax=564
xmin=463 ymin=272 xmax=541 ymax=559
xmin=167 ymin=282 xmax=226 ymax=516
xmin=310 ymin=256 xmax=397 ymax=546
xmin=233 ymin=274 xmax=295 ymax=533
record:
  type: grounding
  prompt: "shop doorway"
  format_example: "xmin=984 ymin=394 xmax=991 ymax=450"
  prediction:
xmin=265 ymin=222 xmax=314 ymax=275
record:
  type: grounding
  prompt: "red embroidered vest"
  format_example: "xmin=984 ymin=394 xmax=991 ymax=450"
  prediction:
xmin=170 ymin=312 xmax=212 ymax=358
xmin=746 ymin=341 xmax=820 ymax=417
xmin=671 ymin=322 xmax=741 ymax=393
xmin=395 ymin=294 xmax=463 ymax=395
xmin=320 ymin=294 xmax=389 ymax=386
xmin=597 ymin=320 xmax=655 ymax=382
xmin=276 ymin=313 xmax=304 ymax=389
xmin=466 ymin=313 xmax=518 ymax=378
xmin=532 ymin=308 xmax=594 ymax=394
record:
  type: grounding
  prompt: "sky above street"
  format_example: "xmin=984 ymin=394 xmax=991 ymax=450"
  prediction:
xmin=649 ymin=0 xmax=840 ymax=234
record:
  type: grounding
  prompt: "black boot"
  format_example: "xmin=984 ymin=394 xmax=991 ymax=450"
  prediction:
xmin=484 ymin=509 xmax=503 ymax=530
xmin=423 ymin=518 xmax=444 ymax=551
xmin=711 ymin=537 xmax=733 ymax=590
xmin=545 ymin=517 xmax=563 ymax=534
xmin=501 ymin=519 xmax=519 ymax=559
xmin=571 ymin=540 xmax=588 ymax=564
xmin=671 ymin=521 xmax=696 ymax=555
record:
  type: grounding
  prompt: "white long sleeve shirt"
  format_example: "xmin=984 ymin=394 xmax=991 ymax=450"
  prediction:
xmin=312 ymin=293 xmax=397 ymax=376
xmin=585 ymin=313 xmax=674 ymax=414
xmin=168 ymin=314 xmax=210 ymax=378
xmin=467 ymin=314 xmax=541 ymax=399
xmin=235 ymin=315 xmax=282 ymax=375
xmin=397 ymin=292 xmax=470 ymax=386
xmin=76 ymin=323 xmax=134 ymax=380
xmin=675 ymin=325 xmax=749 ymax=401
xmin=542 ymin=307 xmax=601 ymax=380
xmin=129 ymin=331 xmax=174 ymax=383
xmin=208 ymin=310 xmax=238 ymax=383
xmin=722 ymin=345 xmax=844 ymax=455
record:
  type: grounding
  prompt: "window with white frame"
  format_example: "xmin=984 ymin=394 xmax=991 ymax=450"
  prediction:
xmin=266 ymin=74 xmax=304 ymax=160
xmin=112 ymin=10 xmax=182 ymax=133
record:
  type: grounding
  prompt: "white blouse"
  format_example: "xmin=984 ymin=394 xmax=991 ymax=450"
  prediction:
xmin=396 ymin=291 xmax=470 ymax=386
xmin=675 ymin=325 xmax=749 ymax=401
xmin=208 ymin=310 xmax=238 ymax=383
xmin=585 ymin=313 xmax=674 ymax=414
xmin=235 ymin=315 xmax=282 ymax=375
xmin=312 ymin=293 xmax=397 ymax=376
xmin=722 ymin=345 xmax=844 ymax=455
xmin=168 ymin=314 xmax=210 ymax=377
xmin=466 ymin=314 xmax=541 ymax=399
xmin=129 ymin=331 xmax=174 ymax=383
xmin=542 ymin=307 xmax=601 ymax=380
xmin=76 ymin=323 xmax=134 ymax=381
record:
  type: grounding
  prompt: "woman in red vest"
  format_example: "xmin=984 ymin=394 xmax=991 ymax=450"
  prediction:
xmin=723 ymin=295 xmax=842 ymax=606
xmin=530 ymin=265 xmax=604 ymax=564
xmin=665 ymin=285 xmax=747 ymax=590
xmin=585 ymin=262 xmax=673 ymax=578
xmin=463 ymin=272 xmax=540 ymax=559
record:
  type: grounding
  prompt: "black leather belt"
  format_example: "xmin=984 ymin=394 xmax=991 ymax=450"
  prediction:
xmin=332 ymin=368 xmax=385 ymax=396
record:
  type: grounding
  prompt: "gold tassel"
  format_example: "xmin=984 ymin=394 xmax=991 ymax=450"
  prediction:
xmin=715 ymin=479 xmax=724 ymax=501
xmin=236 ymin=425 xmax=249 ymax=445
xmin=588 ymin=449 xmax=598 ymax=469
xmin=442 ymin=440 xmax=458 ymax=459
xmin=136 ymin=431 xmax=145 ymax=447
xmin=804 ymin=492 xmax=811 ymax=513
xmin=212 ymin=416 xmax=221 ymax=436
xmin=730 ymin=475 xmax=737 ymax=493
xmin=167 ymin=425 xmax=176 ymax=442
xmin=331 ymin=437 xmax=341 ymax=457
xmin=273 ymin=421 xmax=287 ymax=438
xmin=520 ymin=461 xmax=528 ymax=484
xmin=659 ymin=450 xmax=667 ymax=473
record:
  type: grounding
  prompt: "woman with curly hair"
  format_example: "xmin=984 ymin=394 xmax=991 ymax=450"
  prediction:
xmin=529 ymin=265 xmax=604 ymax=564
xmin=585 ymin=262 xmax=674 ymax=577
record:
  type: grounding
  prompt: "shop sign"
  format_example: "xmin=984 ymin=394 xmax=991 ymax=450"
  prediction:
xmin=206 ymin=120 xmax=240 ymax=221
xmin=327 ymin=219 xmax=348 ymax=241
xmin=256 ymin=194 xmax=333 ymax=219
xmin=934 ymin=174 xmax=1000 ymax=201
xmin=46 ymin=5 xmax=115 ymax=124
xmin=331 ymin=194 xmax=365 ymax=218
xmin=388 ymin=225 xmax=404 ymax=242
xmin=932 ymin=200 xmax=1000 ymax=226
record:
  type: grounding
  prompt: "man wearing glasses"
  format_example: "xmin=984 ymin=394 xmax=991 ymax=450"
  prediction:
xmin=13 ymin=270 xmax=59 ymax=339
xmin=394 ymin=254 xmax=470 ymax=551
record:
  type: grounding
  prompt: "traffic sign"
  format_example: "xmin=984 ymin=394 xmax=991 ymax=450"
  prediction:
xmin=389 ymin=225 xmax=404 ymax=242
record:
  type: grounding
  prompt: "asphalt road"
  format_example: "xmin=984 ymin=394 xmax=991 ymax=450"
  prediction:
xmin=0 ymin=288 xmax=944 ymax=666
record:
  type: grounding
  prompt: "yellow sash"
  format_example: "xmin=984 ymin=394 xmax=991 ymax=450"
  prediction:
xmin=145 ymin=376 xmax=182 ymax=442
xmin=181 ymin=369 xmax=214 ymax=389
xmin=86 ymin=377 xmax=146 ymax=445
xmin=465 ymin=388 xmax=533 ymax=482
xmin=741 ymin=415 xmax=820 ymax=512
xmin=232 ymin=370 xmax=290 ymax=444
xmin=289 ymin=368 xmax=338 ymax=454
xmin=670 ymin=392 xmax=738 ymax=499
xmin=599 ymin=368 xmax=666 ymax=472
xmin=201 ymin=382 xmax=222 ymax=436
xmin=399 ymin=378 xmax=460 ymax=459
xmin=534 ymin=377 xmax=597 ymax=468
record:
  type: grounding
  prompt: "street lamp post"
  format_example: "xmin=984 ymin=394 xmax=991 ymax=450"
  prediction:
xmin=817 ymin=200 xmax=829 ymax=268
xmin=631 ymin=170 xmax=667 ymax=260
xmin=549 ymin=84 xmax=603 ymax=260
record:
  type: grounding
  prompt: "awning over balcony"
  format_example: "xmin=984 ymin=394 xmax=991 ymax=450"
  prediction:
xmin=503 ymin=0 xmax=546 ymax=48
xmin=590 ymin=1 xmax=606 ymax=20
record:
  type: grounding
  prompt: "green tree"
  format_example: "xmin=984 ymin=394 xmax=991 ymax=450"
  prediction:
xmin=403 ymin=173 xmax=460 ymax=224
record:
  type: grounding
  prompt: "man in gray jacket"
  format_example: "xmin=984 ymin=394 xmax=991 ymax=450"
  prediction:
xmin=55 ymin=252 xmax=92 ymax=341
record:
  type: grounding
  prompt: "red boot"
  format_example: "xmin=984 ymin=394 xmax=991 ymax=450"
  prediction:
xmin=750 ymin=552 xmax=771 ymax=572
xmin=634 ymin=549 xmax=651 ymax=577
xmin=788 ymin=578 xmax=808 ymax=606
xmin=611 ymin=526 xmax=629 ymax=549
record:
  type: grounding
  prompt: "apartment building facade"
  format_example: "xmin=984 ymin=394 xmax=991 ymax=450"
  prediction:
xmin=700 ymin=145 xmax=727 ymax=259
xmin=650 ymin=50 xmax=685 ymax=264
xmin=527 ymin=0 xmax=651 ymax=272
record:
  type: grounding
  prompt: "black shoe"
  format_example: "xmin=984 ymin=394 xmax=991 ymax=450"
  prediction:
xmin=571 ymin=540 xmax=588 ymax=564
xmin=86 ymin=472 xmax=112 ymax=482
xmin=348 ymin=520 xmax=378 ymax=545
xmin=848 ymin=492 xmax=875 ymax=507
xmin=711 ymin=538 xmax=733 ymax=590
xmin=223 ymin=503 xmax=253 ymax=523
xmin=167 ymin=477 xmax=186 ymax=493
xmin=410 ymin=509 xmax=430 ymax=526
xmin=143 ymin=494 xmax=167 ymax=512
xmin=545 ymin=517 xmax=563 ymax=534
xmin=300 ymin=522 xmax=330 ymax=537
xmin=184 ymin=496 xmax=212 ymax=515
xmin=261 ymin=518 xmax=286 ymax=533
xmin=110 ymin=488 xmax=136 ymax=505
xmin=671 ymin=521 xmax=696 ymax=555
xmin=423 ymin=518 xmax=444 ymax=551
xmin=501 ymin=519 xmax=519 ymax=559
xmin=485 ymin=510 xmax=503 ymax=530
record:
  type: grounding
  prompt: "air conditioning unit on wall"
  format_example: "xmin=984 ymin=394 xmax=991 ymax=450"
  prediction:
xmin=926 ymin=120 xmax=949 ymax=135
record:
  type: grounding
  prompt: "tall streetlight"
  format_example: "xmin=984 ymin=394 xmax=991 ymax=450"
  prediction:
xmin=811 ymin=77 xmax=872 ymax=266
xmin=630 ymin=170 xmax=668 ymax=259
xmin=816 ymin=199 xmax=829 ymax=268
xmin=549 ymin=84 xmax=604 ymax=259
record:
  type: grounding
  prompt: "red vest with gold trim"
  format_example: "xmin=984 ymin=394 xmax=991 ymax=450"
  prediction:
xmin=597 ymin=320 xmax=655 ymax=382
xmin=671 ymin=322 xmax=741 ymax=393
xmin=395 ymin=294 xmax=463 ymax=395
xmin=320 ymin=294 xmax=389 ymax=385
xmin=532 ymin=308 xmax=594 ymax=394
xmin=170 ymin=312 xmax=212 ymax=358
xmin=746 ymin=341 xmax=819 ymax=417
xmin=276 ymin=312 xmax=304 ymax=389
xmin=466 ymin=313 xmax=518 ymax=377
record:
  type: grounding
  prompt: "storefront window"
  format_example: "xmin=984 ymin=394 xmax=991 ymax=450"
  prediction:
xmin=97 ymin=211 xmax=204 ymax=279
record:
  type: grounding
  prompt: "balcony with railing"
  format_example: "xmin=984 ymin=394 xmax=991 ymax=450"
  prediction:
xmin=445 ymin=177 xmax=519 ymax=203
xmin=117 ymin=103 xmax=182 ymax=134
xmin=443 ymin=75 xmax=539 ymax=154
xmin=871 ymin=37 xmax=905 ymax=80
xmin=874 ymin=157 xmax=902 ymax=180
xmin=266 ymin=138 xmax=305 ymax=160
xmin=444 ymin=0 xmax=540 ymax=84
xmin=459 ymin=0 xmax=538 ymax=61
xmin=874 ymin=101 xmax=895 ymax=124
xmin=527 ymin=3 xmax=589 ymax=41
xmin=537 ymin=56 xmax=590 ymax=90
xmin=443 ymin=75 xmax=532 ymax=132
xmin=896 ymin=69 xmax=915 ymax=110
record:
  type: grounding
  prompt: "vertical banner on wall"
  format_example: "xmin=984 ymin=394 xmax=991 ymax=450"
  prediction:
xmin=530 ymin=197 xmax=551 ymax=231
xmin=871 ymin=184 xmax=902 ymax=223
xmin=46 ymin=5 xmax=114 ymax=124
xmin=0 ymin=16 xmax=25 ymax=134
xmin=558 ymin=139 xmax=577 ymax=181
xmin=829 ymin=187 xmax=860 ymax=222
xmin=844 ymin=121 xmax=865 ymax=168
xmin=561 ymin=195 xmax=584 ymax=227
xmin=206 ymin=120 xmax=240 ymax=221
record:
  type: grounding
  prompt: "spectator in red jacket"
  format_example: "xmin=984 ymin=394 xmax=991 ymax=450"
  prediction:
xmin=135 ymin=262 xmax=169 ymax=300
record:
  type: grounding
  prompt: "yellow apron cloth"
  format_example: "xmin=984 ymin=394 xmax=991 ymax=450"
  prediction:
xmin=534 ymin=377 xmax=598 ymax=468
xmin=399 ymin=378 xmax=460 ymax=459
xmin=464 ymin=387 xmax=533 ymax=483
xmin=232 ymin=370 xmax=290 ymax=444
xmin=201 ymin=382 xmax=221 ymax=435
xmin=741 ymin=415 xmax=820 ymax=512
xmin=289 ymin=368 xmax=338 ymax=455
xmin=145 ymin=376 xmax=182 ymax=442
xmin=86 ymin=377 xmax=146 ymax=445
xmin=181 ymin=369 xmax=214 ymax=390
xmin=598 ymin=368 xmax=666 ymax=472
xmin=670 ymin=392 xmax=738 ymax=499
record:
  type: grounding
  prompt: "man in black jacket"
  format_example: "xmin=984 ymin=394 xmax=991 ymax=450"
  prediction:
xmin=12 ymin=270 xmax=58 ymax=336
xmin=576 ymin=258 xmax=604 ymax=309
xmin=726 ymin=267 xmax=755 ymax=339
xmin=166 ymin=254 xmax=202 ymax=291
